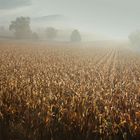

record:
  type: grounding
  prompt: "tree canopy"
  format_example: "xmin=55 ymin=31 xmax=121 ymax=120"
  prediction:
xmin=46 ymin=27 xmax=57 ymax=40
xmin=70 ymin=29 xmax=81 ymax=42
xmin=9 ymin=17 xmax=32 ymax=39
xmin=129 ymin=30 xmax=140 ymax=47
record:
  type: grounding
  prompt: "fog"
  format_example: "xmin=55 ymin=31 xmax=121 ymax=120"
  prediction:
xmin=0 ymin=0 xmax=140 ymax=41
xmin=1 ymin=1 xmax=140 ymax=139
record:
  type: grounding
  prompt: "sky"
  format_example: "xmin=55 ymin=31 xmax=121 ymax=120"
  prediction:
xmin=0 ymin=0 xmax=140 ymax=40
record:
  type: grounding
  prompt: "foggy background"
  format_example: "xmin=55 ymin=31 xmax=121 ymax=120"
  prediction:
xmin=0 ymin=0 xmax=140 ymax=41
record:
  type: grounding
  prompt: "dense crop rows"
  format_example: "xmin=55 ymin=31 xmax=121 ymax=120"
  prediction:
xmin=0 ymin=42 xmax=140 ymax=140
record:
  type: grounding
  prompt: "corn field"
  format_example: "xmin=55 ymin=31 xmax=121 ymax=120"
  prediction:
xmin=0 ymin=42 xmax=140 ymax=140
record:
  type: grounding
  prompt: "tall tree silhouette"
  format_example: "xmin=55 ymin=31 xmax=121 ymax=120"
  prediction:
xmin=70 ymin=29 xmax=81 ymax=42
xmin=46 ymin=27 xmax=57 ymax=40
xmin=9 ymin=17 xmax=32 ymax=39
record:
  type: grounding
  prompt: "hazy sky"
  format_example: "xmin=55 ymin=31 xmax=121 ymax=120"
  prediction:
xmin=0 ymin=0 xmax=140 ymax=39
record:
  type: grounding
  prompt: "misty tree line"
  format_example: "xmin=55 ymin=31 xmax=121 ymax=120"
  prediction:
xmin=3 ymin=16 xmax=140 ymax=46
xmin=9 ymin=17 xmax=81 ymax=42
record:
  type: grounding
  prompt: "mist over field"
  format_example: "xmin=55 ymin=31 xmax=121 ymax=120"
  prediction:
xmin=0 ymin=0 xmax=140 ymax=42
xmin=0 ymin=0 xmax=140 ymax=140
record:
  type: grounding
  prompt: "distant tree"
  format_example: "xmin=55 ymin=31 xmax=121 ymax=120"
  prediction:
xmin=9 ymin=17 xmax=32 ymax=39
xmin=46 ymin=27 xmax=57 ymax=40
xmin=70 ymin=29 xmax=81 ymax=42
xmin=32 ymin=32 xmax=39 ymax=40
xmin=129 ymin=30 xmax=140 ymax=47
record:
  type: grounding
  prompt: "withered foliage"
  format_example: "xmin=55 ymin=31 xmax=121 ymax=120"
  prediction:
xmin=0 ymin=42 xmax=140 ymax=140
